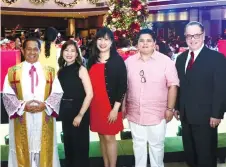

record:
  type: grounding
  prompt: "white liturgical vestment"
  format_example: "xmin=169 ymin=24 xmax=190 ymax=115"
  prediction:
xmin=3 ymin=61 xmax=63 ymax=167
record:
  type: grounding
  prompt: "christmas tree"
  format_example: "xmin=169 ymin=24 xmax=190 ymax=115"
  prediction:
xmin=104 ymin=0 xmax=150 ymax=42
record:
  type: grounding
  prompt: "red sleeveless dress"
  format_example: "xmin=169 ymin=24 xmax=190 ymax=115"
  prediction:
xmin=89 ymin=63 xmax=123 ymax=135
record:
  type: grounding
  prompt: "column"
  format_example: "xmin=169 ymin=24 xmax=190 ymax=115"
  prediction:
xmin=199 ymin=9 xmax=202 ymax=23
xmin=80 ymin=18 xmax=89 ymax=38
xmin=223 ymin=9 xmax=226 ymax=37
xmin=84 ymin=18 xmax=89 ymax=29
xmin=68 ymin=18 xmax=75 ymax=36
xmin=201 ymin=9 xmax=211 ymax=36
xmin=210 ymin=8 xmax=222 ymax=38
xmin=189 ymin=9 xmax=199 ymax=21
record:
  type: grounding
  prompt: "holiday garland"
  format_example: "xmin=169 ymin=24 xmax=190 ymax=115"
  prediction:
xmin=54 ymin=0 xmax=78 ymax=7
xmin=88 ymin=0 xmax=99 ymax=4
xmin=2 ymin=0 xmax=99 ymax=7
xmin=2 ymin=0 xmax=17 ymax=5
xmin=29 ymin=0 xmax=49 ymax=4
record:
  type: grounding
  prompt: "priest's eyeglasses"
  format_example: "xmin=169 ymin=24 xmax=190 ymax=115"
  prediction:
xmin=185 ymin=32 xmax=204 ymax=40
xmin=140 ymin=70 xmax=146 ymax=83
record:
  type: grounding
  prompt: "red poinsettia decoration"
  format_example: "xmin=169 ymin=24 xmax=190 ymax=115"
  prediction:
xmin=114 ymin=30 xmax=121 ymax=40
xmin=131 ymin=0 xmax=142 ymax=11
xmin=130 ymin=22 xmax=140 ymax=33
xmin=112 ymin=11 xmax=120 ymax=18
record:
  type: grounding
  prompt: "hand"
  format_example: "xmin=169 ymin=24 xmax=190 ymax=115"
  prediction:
xmin=32 ymin=100 xmax=46 ymax=113
xmin=73 ymin=114 xmax=83 ymax=127
xmin=122 ymin=111 xmax=126 ymax=119
xmin=108 ymin=109 xmax=118 ymax=124
xmin=210 ymin=117 xmax=221 ymax=128
xmin=24 ymin=100 xmax=35 ymax=112
xmin=174 ymin=110 xmax=180 ymax=120
xmin=165 ymin=109 xmax=174 ymax=123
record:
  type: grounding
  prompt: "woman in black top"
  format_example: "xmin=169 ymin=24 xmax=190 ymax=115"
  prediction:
xmin=58 ymin=40 xmax=93 ymax=167
xmin=88 ymin=27 xmax=127 ymax=167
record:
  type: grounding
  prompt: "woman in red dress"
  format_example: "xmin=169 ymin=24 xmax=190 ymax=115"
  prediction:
xmin=88 ymin=27 xmax=127 ymax=167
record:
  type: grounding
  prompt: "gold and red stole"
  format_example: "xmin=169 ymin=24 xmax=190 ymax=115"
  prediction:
xmin=8 ymin=62 xmax=55 ymax=167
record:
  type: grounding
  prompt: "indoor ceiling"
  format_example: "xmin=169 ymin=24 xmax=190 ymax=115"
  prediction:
xmin=148 ymin=0 xmax=226 ymax=10
xmin=2 ymin=0 xmax=226 ymax=18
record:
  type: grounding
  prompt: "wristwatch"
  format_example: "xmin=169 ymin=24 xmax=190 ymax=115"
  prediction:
xmin=167 ymin=107 xmax=175 ymax=112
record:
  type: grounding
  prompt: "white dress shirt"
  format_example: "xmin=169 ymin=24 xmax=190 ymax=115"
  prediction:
xmin=185 ymin=44 xmax=204 ymax=72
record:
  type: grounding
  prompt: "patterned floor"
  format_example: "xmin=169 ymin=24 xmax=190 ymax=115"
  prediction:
xmin=130 ymin=163 xmax=226 ymax=167
xmin=164 ymin=162 xmax=226 ymax=167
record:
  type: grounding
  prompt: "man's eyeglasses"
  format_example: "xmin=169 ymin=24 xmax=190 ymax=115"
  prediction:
xmin=140 ymin=70 xmax=146 ymax=83
xmin=185 ymin=32 xmax=204 ymax=40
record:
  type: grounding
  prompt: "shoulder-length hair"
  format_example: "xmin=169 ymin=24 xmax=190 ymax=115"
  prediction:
xmin=87 ymin=27 xmax=118 ymax=69
xmin=58 ymin=40 xmax=82 ymax=70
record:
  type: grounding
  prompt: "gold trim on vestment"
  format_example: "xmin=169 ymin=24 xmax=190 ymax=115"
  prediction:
xmin=8 ymin=63 xmax=30 ymax=167
xmin=40 ymin=66 xmax=55 ymax=167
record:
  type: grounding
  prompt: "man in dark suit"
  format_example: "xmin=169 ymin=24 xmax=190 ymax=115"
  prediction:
xmin=175 ymin=21 xmax=226 ymax=167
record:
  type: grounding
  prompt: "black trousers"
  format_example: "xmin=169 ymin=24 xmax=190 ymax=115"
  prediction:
xmin=181 ymin=120 xmax=218 ymax=167
xmin=62 ymin=117 xmax=90 ymax=167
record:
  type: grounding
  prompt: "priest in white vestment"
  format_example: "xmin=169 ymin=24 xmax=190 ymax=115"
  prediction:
xmin=2 ymin=37 xmax=63 ymax=167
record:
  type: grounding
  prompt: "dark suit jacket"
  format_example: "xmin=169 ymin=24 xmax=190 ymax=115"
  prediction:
xmin=176 ymin=46 xmax=226 ymax=124
xmin=88 ymin=54 xmax=127 ymax=111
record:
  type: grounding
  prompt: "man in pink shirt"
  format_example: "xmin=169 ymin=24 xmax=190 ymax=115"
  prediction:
xmin=123 ymin=29 xmax=179 ymax=167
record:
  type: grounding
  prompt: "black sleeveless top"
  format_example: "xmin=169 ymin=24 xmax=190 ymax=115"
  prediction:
xmin=58 ymin=63 xmax=87 ymax=121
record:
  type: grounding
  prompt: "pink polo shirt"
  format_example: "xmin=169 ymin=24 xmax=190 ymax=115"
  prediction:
xmin=125 ymin=51 xmax=179 ymax=125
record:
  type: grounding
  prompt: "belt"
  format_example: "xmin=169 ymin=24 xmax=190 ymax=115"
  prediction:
xmin=62 ymin=98 xmax=73 ymax=101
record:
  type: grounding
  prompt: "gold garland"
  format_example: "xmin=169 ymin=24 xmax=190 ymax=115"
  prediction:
xmin=88 ymin=0 xmax=99 ymax=4
xmin=29 ymin=0 xmax=49 ymax=4
xmin=55 ymin=0 xmax=78 ymax=7
xmin=2 ymin=0 xmax=17 ymax=5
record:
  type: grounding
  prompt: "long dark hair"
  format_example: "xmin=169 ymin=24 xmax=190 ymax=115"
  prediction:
xmin=87 ymin=27 xmax=118 ymax=69
xmin=58 ymin=40 xmax=82 ymax=70
xmin=44 ymin=27 xmax=57 ymax=58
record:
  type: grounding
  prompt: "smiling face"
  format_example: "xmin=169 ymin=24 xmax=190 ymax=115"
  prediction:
xmin=185 ymin=24 xmax=205 ymax=51
xmin=137 ymin=33 xmax=156 ymax=55
xmin=96 ymin=34 xmax=112 ymax=53
xmin=62 ymin=44 xmax=78 ymax=65
xmin=22 ymin=41 xmax=40 ymax=64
